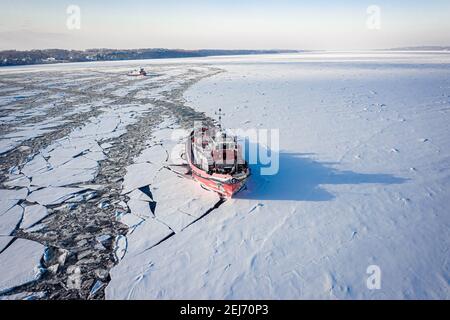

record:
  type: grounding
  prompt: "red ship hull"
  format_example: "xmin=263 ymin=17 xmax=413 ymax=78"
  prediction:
xmin=186 ymin=130 xmax=250 ymax=198
xmin=189 ymin=162 xmax=247 ymax=198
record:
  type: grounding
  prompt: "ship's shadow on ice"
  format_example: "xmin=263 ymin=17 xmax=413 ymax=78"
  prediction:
xmin=236 ymin=152 xmax=407 ymax=201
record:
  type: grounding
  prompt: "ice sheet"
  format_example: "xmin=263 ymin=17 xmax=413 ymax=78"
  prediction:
xmin=107 ymin=51 xmax=450 ymax=299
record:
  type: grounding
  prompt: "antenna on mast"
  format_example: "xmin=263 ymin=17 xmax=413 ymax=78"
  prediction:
xmin=215 ymin=108 xmax=225 ymax=130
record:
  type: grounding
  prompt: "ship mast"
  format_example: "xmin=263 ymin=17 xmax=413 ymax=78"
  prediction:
xmin=215 ymin=108 xmax=225 ymax=130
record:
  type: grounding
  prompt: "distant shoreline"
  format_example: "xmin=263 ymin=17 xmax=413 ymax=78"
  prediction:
xmin=0 ymin=48 xmax=299 ymax=67
xmin=386 ymin=46 xmax=450 ymax=51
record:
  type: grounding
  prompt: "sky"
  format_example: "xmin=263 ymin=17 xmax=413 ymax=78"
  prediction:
xmin=0 ymin=0 xmax=449 ymax=51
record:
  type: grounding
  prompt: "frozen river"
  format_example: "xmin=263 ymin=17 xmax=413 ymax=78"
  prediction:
xmin=1 ymin=52 xmax=449 ymax=299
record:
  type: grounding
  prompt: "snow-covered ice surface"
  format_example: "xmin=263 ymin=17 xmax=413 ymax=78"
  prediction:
xmin=1 ymin=52 xmax=449 ymax=299
xmin=106 ymin=52 xmax=450 ymax=299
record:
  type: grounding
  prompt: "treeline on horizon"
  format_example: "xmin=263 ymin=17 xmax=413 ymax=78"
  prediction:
xmin=0 ymin=48 xmax=299 ymax=67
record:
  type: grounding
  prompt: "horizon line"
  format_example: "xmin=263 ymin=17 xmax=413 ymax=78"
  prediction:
xmin=1 ymin=46 xmax=450 ymax=53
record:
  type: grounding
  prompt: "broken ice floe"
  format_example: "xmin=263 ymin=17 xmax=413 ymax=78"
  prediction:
xmin=19 ymin=204 xmax=49 ymax=230
xmin=127 ymin=199 xmax=154 ymax=219
xmin=30 ymin=157 xmax=99 ymax=188
xmin=125 ymin=218 xmax=174 ymax=256
xmin=127 ymin=189 xmax=153 ymax=202
xmin=0 ymin=188 xmax=28 ymax=203
xmin=133 ymin=144 xmax=168 ymax=164
xmin=121 ymin=162 xmax=160 ymax=194
xmin=0 ymin=188 xmax=28 ymax=213
xmin=117 ymin=212 xmax=144 ymax=230
xmin=0 ymin=205 xmax=23 ymax=236
xmin=3 ymin=174 xmax=30 ymax=188
xmin=0 ymin=189 xmax=28 ymax=236
xmin=0 ymin=239 xmax=45 ymax=294
xmin=0 ymin=236 xmax=14 ymax=252
xmin=26 ymin=186 xmax=88 ymax=206
xmin=21 ymin=154 xmax=50 ymax=177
